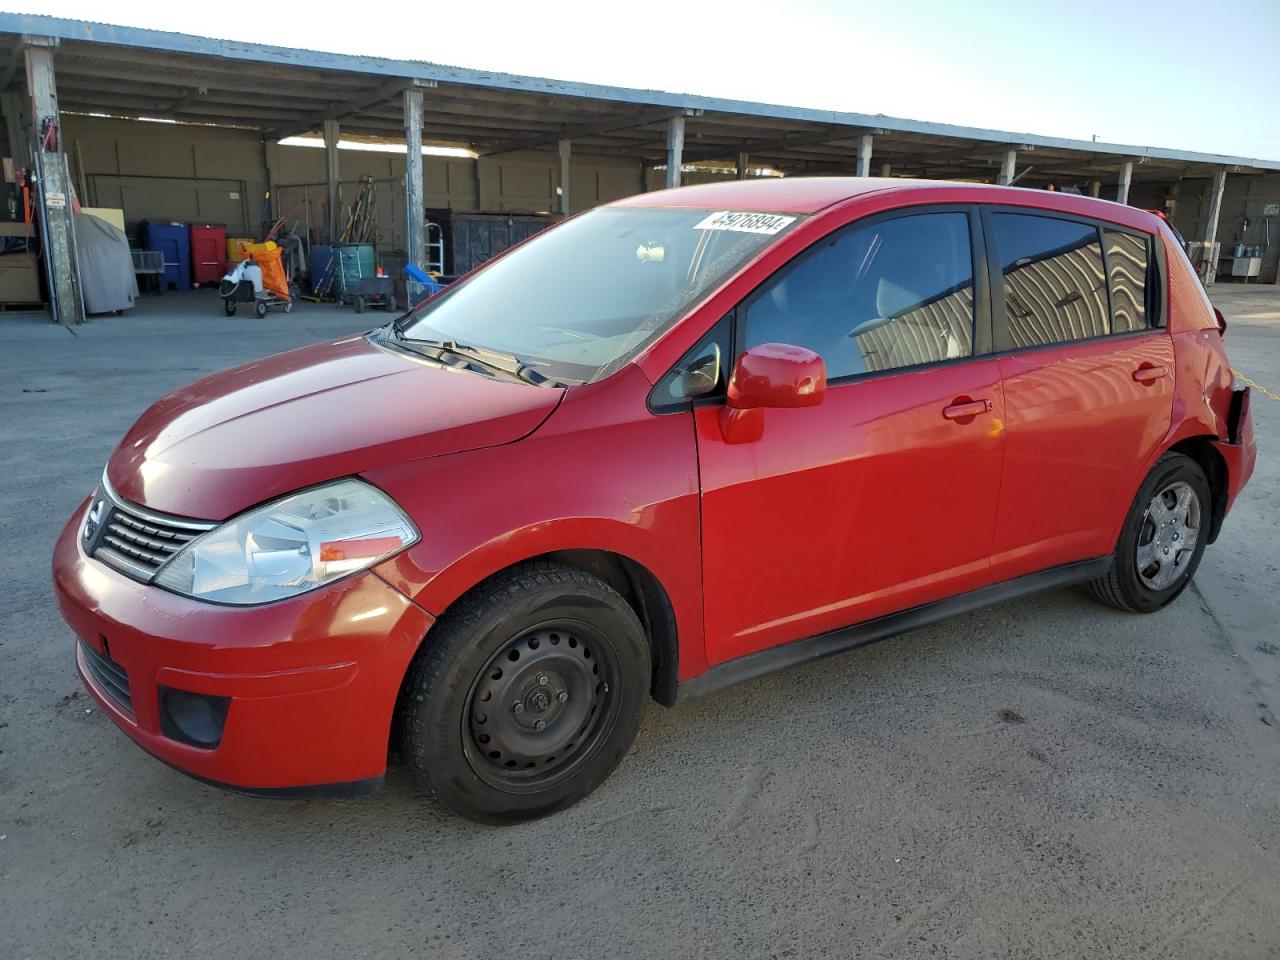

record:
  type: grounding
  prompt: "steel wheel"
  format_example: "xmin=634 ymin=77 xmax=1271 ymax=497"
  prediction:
xmin=463 ymin=624 xmax=616 ymax=791
xmin=1135 ymin=480 xmax=1201 ymax=591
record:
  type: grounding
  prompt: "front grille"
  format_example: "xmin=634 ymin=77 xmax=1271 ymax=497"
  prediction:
xmin=83 ymin=480 xmax=216 ymax=583
xmin=79 ymin=639 xmax=133 ymax=714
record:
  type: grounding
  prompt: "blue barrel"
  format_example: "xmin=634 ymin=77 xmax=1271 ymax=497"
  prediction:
xmin=143 ymin=222 xmax=191 ymax=291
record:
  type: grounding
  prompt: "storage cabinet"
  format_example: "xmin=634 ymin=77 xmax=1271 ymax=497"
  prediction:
xmin=142 ymin=222 xmax=191 ymax=291
xmin=190 ymin=225 xmax=227 ymax=285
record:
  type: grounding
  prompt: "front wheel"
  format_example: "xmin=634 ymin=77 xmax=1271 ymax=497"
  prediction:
xmin=1089 ymin=452 xmax=1211 ymax=613
xmin=401 ymin=561 xmax=650 ymax=824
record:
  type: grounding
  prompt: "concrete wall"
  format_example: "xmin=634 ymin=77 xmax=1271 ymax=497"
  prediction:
xmin=57 ymin=114 xmax=647 ymax=258
xmin=1131 ymin=173 xmax=1280 ymax=284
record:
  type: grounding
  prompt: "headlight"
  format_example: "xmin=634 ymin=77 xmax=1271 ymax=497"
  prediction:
xmin=154 ymin=479 xmax=418 ymax=606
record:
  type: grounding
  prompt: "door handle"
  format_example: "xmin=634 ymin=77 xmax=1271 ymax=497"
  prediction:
xmin=1132 ymin=364 xmax=1169 ymax=383
xmin=942 ymin=398 xmax=992 ymax=421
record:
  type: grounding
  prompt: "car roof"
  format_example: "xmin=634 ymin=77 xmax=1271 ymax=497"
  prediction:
xmin=614 ymin=176 xmax=1151 ymax=223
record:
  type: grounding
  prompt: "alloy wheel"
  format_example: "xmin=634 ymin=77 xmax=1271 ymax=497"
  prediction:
xmin=1135 ymin=480 xmax=1201 ymax=591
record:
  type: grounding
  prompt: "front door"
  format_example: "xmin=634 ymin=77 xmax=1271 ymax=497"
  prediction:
xmin=696 ymin=208 xmax=1007 ymax=667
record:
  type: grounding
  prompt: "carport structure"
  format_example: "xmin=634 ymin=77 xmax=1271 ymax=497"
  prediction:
xmin=4 ymin=13 xmax=1280 ymax=324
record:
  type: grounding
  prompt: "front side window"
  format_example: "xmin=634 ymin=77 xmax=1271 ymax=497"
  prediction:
xmin=742 ymin=212 xmax=975 ymax=380
xmin=397 ymin=206 xmax=802 ymax=384
xmin=991 ymin=212 xmax=1108 ymax=348
xmin=1104 ymin=229 xmax=1150 ymax=333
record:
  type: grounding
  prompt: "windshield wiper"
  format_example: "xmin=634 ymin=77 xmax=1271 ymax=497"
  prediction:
xmin=440 ymin=341 xmax=569 ymax=388
xmin=399 ymin=335 xmax=568 ymax=387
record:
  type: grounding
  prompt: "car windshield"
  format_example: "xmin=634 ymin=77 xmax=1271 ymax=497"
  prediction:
xmin=396 ymin=206 xmax=803 ymax=383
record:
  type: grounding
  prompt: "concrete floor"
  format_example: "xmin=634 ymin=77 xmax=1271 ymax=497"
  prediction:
xmin=2 ymin=285 xmax=1279 ymax=959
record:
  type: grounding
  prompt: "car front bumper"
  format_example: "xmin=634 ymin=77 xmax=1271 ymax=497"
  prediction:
xmin=52 ymin=499 xmax=435 ymax=794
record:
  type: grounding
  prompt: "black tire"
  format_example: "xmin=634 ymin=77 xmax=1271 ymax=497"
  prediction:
xmin=254 ymin=299 xmax=267 ymax=319
xmin=1088 ymin=452 xmax=1211 ymax=613
xmin=354 ymin=295 xmax=366 ymax=314
xmin=223 ymin=299 xmax=236 ymax=316
xmin=402 ymin=560 xmax=650 ymax=824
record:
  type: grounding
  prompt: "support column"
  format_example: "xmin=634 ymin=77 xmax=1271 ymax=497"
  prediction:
xmin=403 ymin=88 xmax=425 ymax=271
xmin=1116 ymin=160 xmax=1133 ymax=205
xmin=879 ymin=163 xmax=892 ymax=178
xmin=25 ymin=38 xmax=83 ymax=325
xmin=997 ymin=149 xmax=1017 ymax=186
xmin=855 ymin=134 xmax=873 ymax=177
xmin=736 ymin=151 xmax=749 ymax=181
xmin=1090 ymin=179 xmax=1101 ymax=198
xmin=1203 ymin=167 xmax=1228 ymax=249
xmin=323 ymin=118 xmax=340 ymax=241
xmin=665 ymin=115 xmax=685 ymax=189
xmin=557 ymin=139 xmax=571 ymax=216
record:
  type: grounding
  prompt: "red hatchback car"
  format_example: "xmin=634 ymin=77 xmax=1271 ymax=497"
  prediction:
xmin=54 ymin=178 xmax=1255 ymax=823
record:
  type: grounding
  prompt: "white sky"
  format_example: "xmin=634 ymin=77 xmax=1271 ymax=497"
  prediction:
xmin=24 ymin=0 xmax=1280 ymax=161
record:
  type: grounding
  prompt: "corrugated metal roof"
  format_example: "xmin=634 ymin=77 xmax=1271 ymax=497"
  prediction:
xmin=4 ymin=12 xmax=1277 ymax=176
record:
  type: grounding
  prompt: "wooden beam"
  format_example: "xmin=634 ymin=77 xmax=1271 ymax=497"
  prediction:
xmin=25 ymin=38 xmax=85 ymax=325
xmin=160 ymin=87 xmax=207 ymax=114
xmin=270 ymin=77 xmax=436 ymax=140
xmin=557 ymin=139 xmax=571 ymax=214
xmin=680 ymin=126 xmax=886 ymax=163
xmin=404 ymin=87 xmax=425 ymax=271
xmin=997 ymin=149 xmax=1017 ymax=185
xmin=665 ymin=115 xmax=685 ymax=189
xmin=324 ymin=119 xmax=340 ymax=241
xmin=482 ymin=106 xmax=693 ymax=156
xmin=1116 ymin=160 xmax=1133 ymax=203
xmin=1202 ymin=167 xmax=1227 ymax=245
xmin=855 ymin=134 xmax=873 ymax=176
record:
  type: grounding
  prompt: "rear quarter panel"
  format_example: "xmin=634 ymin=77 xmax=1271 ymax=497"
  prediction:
xmin=1163 ymin=225 xmax=1235 ymax=442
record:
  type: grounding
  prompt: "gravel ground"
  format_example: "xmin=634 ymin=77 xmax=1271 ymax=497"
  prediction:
xmin=2 ymin=287 xmax=1278 ymax=959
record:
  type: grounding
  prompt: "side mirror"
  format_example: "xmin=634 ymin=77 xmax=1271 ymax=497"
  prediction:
xmin=720 ymin=343 xmax=826 ymax=444
xmin=727 ymin=342 xmax=827 ymax=409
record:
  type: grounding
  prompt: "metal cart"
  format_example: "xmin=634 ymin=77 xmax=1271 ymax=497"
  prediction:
xmin=219 ymin=274 xmax=294 ymax=318
xmin=339 ymin=275 xmax=396 ymax=313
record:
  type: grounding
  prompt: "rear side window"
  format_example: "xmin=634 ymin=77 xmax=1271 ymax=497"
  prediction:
xmin=743 ymin=212 xmax=975 ymax=380
xmin=991 ymin=213 xmax=1108 ymax=348
xmin=1104 ymin=229 xmax=1149 ymax=332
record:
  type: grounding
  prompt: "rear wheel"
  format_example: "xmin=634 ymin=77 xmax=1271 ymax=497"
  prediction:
xmin=402 ymin=561 xmax=650 ymax=824
xmin=254 ymin=299 xmax=267 ymax=319
xmin=223 ymin=298 xmax=236 ymax=316
xmin=1089 ymin=452 xmax=1211 ymax=612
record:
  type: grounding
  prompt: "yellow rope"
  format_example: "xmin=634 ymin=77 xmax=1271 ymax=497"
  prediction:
xmin=1233 ymin=370 xmax=1280 ymax=402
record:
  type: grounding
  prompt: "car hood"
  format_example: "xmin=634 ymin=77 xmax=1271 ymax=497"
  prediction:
xmin=105 ymin=334 xmax=563 ymax=520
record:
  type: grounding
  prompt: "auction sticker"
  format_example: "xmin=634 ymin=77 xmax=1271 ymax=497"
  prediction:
xmin=694 ymin=210 xmax=796 ymax=235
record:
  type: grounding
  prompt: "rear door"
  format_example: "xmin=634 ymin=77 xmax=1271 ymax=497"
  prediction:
xmin=984 ymin=209 xmax=1173 ymax=579
xmin=694 ymin=207 xmax=1007 ymax=665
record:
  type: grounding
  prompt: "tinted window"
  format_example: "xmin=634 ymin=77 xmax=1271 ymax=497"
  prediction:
xmin=743 ymin=212 xmax=974 ymax=379
xmin=992 ymin=213 xmax=1108 ymax=347
xmin=1104 ymin=229 xmax=1149 ymax=332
